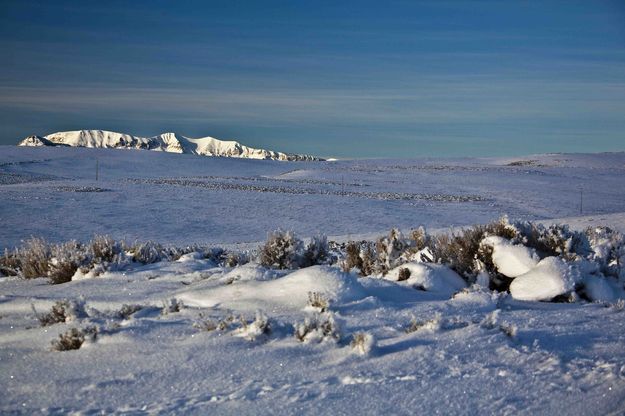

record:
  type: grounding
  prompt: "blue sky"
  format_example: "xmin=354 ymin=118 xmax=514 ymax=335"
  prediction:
xmin=1 ymin=0 xmax=624 ymax=157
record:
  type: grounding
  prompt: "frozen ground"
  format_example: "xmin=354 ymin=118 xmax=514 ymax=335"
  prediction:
xmin=1 ymin=147 xmax=625 ymax=414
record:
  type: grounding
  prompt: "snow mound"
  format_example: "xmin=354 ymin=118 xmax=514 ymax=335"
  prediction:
xmin=220 ymin=263 xmax=283 ymax=283
xmin=509 ymin=257 xmax=576 ymax=301
xmin=482 ymin=236 xmax=539 ymax=278
xmin=582 ymin=275 xmax=623 ymax=303
xmin=385 ymin=262 xmax=466 ymax=296
xmin=178 ymin=265 xmax=365 ymax=311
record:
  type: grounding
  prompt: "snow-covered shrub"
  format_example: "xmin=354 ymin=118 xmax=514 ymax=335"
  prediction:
xmin=224 ymin=251 xmax=246 ymax=267
xmin=18 ymin=237 xmax=51 ymax=279
xmin=423 ymin=218 xmax=520 ymax=287
xmin=430 ymin=228 xmax=487 ymax=282
xmin=89 ymin=235 xmax=124 ymax=264
xmin=0 ymin=249 xmax=20 ymax=276
xmin=51 ymin=326 xmax=97 ymax=351
xmin=480 ymin=310 xmax=500 ymax=330
xmin=307 ymin=292 xmax=329 ymax=312
xmin=130 ymin=241 xmax=165 ymax=264
xmin=410 ymin=226 xmax=430 ymax=252
xmin=399 ymin=226 xmax=433 ymax=263
xmin=341 ymin=241 xmax=360 ymax=272
xmin=405 ymin=313 xmax=442 ymax=333
xmin=294 ymin=313 xmax=341 ymax=343
xmin=193 ymin=313 xmax=218 ymax=331
xmin=585 ymin=226 xmax=625 ymax=280
xmin=238 ymin=311 xmax=271 ymax=341
xmin=499 ymin=323 xmax=518 ymax=339
xmin=48 ymin=240 xmax=89 ymax=284
xmin=164 ymin=245 xmax=198 ymax=262
xmin=514 ymin=222 xmax=590 ymax=260
xmin=217 ymin=315 xmax=236 ymax=331
xmin=115 ymin=304 xmax=143 ymax=320
xmin=161 ymin=298 xmax=182 ymax=314
xmin=375 ymin=228 xmax=409 ymax=275
xmin=201 ymin=247 xmax=249 ymax=267
xmin=350 ymin=332 xmax=376 ymax=356
xmin=34 ymin=299 xmax=87 ymax=326
xmin=301 ymin=235 xmax=329 ymax=267
xmin=341 ymin=241 xmax=375 ymax=276
xmin=259 ymin=230 xmax=303 ymax=269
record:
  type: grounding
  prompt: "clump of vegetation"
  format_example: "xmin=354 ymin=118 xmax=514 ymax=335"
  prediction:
xmin=238 ymin=311 xmax=271 ymax=341
xmin=48 ymin=240 xmax=90 ymax=284
xmin=405 ymin=314 xmax=442 ymax=333
xmin=585 ymin=226 xmax=625 ymax=279
xmin=374 ymin=228 xmax=409 ymax=275
xmin=259 ymin=230 xmax=303 ymax=269
xmin=341 ymin=241 xmax=376 ymax=276
xmin=115 ymin=304 xmax=143 ymax=320
xmin=18 ymin=237 xmax=52 ymax=279
xmin=89 ymin=235 xmax=124 ymax=264
xmin=294 ymin=313 xmax=340 ymax=343
xmin=51 ymin=326 xmax=98 ymax=351
xmin=34 ymin=299 xmax=86 ymax=326
xmin=1 ymin=236 xmax=119 ymax=282
xmin=223 ymin=252 xmax=245 ymax=267
xmin=514 ymin=222 xmax=590 ymax=260
xmin=480 ymin=310 xmax=500 ymax=330
xmin=0 ymin=249 xmax=20 ymax=276
xmin=307 ymin=292 xmax=330 ymax=312
xmin=429 ymin=218 xmax=517 ymax=284
xmin=410 ymin=226 xmax=430 ymax=252
xmin=397 ymin=267 xmax=411 ymax=282
xmin=161 ymin=298 xmax=182 ymax=314
xmin=301 ymin=235 xmax=329 ymax=267
xmin=193 ymin=312 xmax=219 ymax=331
xmin=350 ymin=332 xmax=376 ymax=356
xmin=130 ymin=241 xmax=165 ymax=264
xmin=217 ymin=315 xmax=236 ymax=331
xmin=499 ymin=323 xmax=518 ymax=339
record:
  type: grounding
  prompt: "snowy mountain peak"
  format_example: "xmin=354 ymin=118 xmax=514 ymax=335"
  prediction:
xmin=18 ymin=129 xmax=322 ymax=161
xmin=20 ymin=135 xmax=56 ymax=147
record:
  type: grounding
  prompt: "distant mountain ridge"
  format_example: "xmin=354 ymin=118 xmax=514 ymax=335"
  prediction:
xmin=18 ymin=130 xmax=323 ymax=161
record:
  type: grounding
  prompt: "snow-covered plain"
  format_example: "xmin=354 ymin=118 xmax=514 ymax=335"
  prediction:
xmin=1 ymin=147 xmax=625 ymax=414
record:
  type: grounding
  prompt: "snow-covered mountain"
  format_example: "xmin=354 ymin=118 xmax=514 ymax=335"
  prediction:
xmin=18 ymin=130 xmax=322 ymax=161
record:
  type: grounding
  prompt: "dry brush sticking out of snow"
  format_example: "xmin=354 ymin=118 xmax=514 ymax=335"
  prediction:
xmin=2 ymin=217 xmax=624 ymax=303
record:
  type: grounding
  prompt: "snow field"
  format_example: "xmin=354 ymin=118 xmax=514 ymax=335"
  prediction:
xmin=2 ymin=256 xmax=625 ymax=414
xmin=2 ymin=148 xmax=625 ymax=413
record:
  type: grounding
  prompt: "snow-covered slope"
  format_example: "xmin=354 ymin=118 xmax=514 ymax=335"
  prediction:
xmin=18 ymin=130 xmax=322 ymax=161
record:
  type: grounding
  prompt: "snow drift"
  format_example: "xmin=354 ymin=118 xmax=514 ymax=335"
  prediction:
xmin=509 ymin=257 xmax=577 ymax=301
xmin=178 ymin=265 xmax=366 ymax=311
xmin=384 ymin=262 xmax=466 ymax=296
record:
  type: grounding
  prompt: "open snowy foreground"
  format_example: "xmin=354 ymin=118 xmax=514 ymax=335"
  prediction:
xmin=2 ymin=258 xmax=625 ymax=414
xmin=1 ymin=147 xmax=625 ymax=414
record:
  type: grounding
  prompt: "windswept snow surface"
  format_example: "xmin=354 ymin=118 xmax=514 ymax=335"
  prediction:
xmin=2 ymin=148 xmax=625 ymax=414
xmin=2 ymin=258 xmax=625 ymax=414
